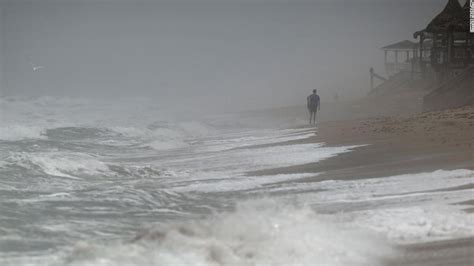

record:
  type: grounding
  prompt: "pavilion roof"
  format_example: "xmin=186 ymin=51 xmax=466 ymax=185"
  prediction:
xmin=381 ymin=40 xmax=419 ymax=51
xmin=425 ymin=0 xmax=464 ymax=33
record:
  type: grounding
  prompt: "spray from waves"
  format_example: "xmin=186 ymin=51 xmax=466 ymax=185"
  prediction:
xmin=1 ymin=95 xmax=310 ymax=147
xmin=0 ymin=96 xmax=91 ymax=141
xmin=0 ymin=125 xmax=48 ymax=141
xmin=98 ymin=121 xmax=217 ymax=150
xmin=58 ymin=200 xmax=394 ymax=266
xmin=350 ymin=205 xmax=474 ymax=243
xmin=0 ymin=96 xmax=219 ymax=150
xmin=108 ymin=126 xmax=190 ymax=150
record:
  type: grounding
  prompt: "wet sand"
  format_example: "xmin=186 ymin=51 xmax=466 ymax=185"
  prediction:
xmin=385 ymin=237 xmax=474 ymax=266
xmin=249 ymin=105 xmax=473 ymax=179
xmin=246 ymin=105 xmax=474 ymax=265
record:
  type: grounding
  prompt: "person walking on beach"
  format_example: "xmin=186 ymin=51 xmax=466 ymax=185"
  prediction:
xmin=307 ymin=89 xmax=320 ymax=125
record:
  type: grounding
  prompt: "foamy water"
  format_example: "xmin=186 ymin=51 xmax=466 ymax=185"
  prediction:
xmin=0 ymin=96 xmax=472 ymax=265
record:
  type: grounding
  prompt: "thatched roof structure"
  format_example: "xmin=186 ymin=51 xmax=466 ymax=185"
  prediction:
xmin=449 ymin=0 xmax=471 ymax=32
xmin=425 ymin=0 xmax=464 ymax=33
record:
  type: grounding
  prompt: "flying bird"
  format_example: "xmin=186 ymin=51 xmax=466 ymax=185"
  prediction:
xmin=30 ymin=62 xmax=45 ymax=72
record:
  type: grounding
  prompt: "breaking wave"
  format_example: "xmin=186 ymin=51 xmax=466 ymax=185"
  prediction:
xmin=1 ymin=151 xmax=178 ymax=180
xmin=2 ymin=152 xmax=109 ymax=179
xmin=61 ymin=201 xmax=394 ymax=266
xmin=0 ymin=96 xmax=218 ymax=150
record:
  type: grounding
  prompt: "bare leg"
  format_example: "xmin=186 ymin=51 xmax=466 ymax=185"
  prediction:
xmin=313 ymin=111 xmax=317 ymax=124
xmin=309 ymin=111 xmax=312 ymax=124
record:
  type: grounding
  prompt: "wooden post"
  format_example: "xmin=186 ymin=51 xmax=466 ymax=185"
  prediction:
xmin=418 ymin=33 xmax=425 ymax=79
xmin=411 ymin=48 xmax=415 ymax=80
xmin=370 ymin=67 xmax=374 ymax=90
xmin=465 ymin=32 xmax=470 ymax=66
xmin=419 ymin=35 xmax=424 ymax=61
xmin=395 ymin=51 xmax=399 ymax=64
xmin=447 ymin=29 xmax=453 ymax=65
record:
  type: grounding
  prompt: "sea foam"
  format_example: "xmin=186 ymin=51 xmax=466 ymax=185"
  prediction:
xmin=62 ymin=200 xmax=394 ymax=266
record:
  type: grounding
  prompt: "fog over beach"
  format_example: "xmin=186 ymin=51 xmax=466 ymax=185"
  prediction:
xmin=0 ymin=0 xmax=473 ymax=265
xmin=0 ymin=0 xmax=448 ymax=109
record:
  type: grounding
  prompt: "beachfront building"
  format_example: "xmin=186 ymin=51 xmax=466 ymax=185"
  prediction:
xmin=415 ymin=0 xmax=474 ymax=111
xmin=413 ymin=0 xmax=474 ymax=81
xmin=368 ymin=40 xmax=423 ymax=94
xmin=381 ymin=40 xmax=419 ymax=77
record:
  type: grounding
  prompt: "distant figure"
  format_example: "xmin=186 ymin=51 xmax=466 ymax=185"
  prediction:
xmin=307 ymin=89 xmax=320 ymax=125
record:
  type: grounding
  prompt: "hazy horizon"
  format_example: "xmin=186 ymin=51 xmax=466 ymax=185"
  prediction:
xmin=1 ymin=2 xmax=473 ymax=265
xmin=0 ymin=0 xmax=456 ymax=111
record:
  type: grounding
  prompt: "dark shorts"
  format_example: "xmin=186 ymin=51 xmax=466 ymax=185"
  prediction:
xmin=309 ymin=105 xmax=318 ymax=112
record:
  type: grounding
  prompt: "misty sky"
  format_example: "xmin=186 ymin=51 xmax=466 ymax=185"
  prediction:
xmin=0 ymin=0 xmax=456 ymax=110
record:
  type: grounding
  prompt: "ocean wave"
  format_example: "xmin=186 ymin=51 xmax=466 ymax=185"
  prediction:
xmin=196 ymin=130 xmax=315 ymax=152
xmin=2 ymin=152 xmax=110 ymax=179
xmin=173 ymin=173 xmax=317 ymax=193
xmin=107 ymin=121 xmax=217 ymax=151
xmin=0 ymin=124 xmax=47 ymax=141
xmin=0 ymin=95 xmax=218 ymax=149
xmin=108 ymin=126 xmax=189 ymax=150
xmin=107 ymin=164 xmax=179 ymax=179
xmin=1 ymin=151 xmax=178 ymax=180
xmin=350 ymin=205 xmax=474 ymax=243
xmin=44 ymin=127 xmax=112 ymax=141
xmin=60 ymin=200 xmax=393 ymax=266
xmin=0 ymin=95 xmax=172 ymax=129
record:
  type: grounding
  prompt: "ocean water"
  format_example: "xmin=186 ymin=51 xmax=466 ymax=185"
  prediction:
xmin=0 ymin=96 xmax=473 ymax=265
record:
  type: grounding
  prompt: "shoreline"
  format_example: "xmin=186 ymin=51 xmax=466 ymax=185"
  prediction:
xmin=248 ymin=105 xmax=473 ymax=180
xmin=246 ymin=105 xmax=474 ymax=265
xmin=385 ymin=237 xmax=474 ymax=266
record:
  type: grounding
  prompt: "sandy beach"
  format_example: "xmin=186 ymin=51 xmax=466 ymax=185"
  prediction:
xmin=251 ymin=105 xmax=473 ymax=178
xmin=247 ymin=104 xmax=474 ymax=265
xmin=2 ymin=0 xmax=474 ymax=264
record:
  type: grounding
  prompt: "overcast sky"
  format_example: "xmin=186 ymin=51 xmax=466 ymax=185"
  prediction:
xmin=0 ymin=0 xmax=456 ymax=110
